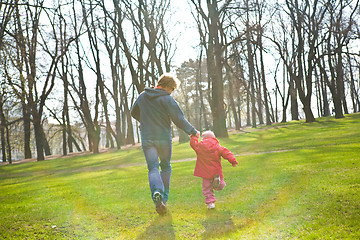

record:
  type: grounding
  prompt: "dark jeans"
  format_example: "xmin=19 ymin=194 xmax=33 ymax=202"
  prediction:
xmin=141 ymin=139 xmax=172 ymax=203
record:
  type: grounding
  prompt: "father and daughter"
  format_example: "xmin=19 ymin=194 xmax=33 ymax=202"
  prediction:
xmin=131 ymin=73 xmax=238 ymax=214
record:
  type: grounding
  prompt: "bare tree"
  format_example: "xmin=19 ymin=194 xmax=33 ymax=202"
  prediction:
xmin=82 ymin=1 xmax=119 ymax=150
xmin=190 ymin=0 xmax=233 ymax=137
xmin=0 ymin=84 xmax=9 ymax=163
xmin=224 ymin=56 xmax=241 ymax=130
xmin=346 ymin=46 xmax=360 ymax=113
xmin=100 ymin=0 xmax=135 ymax=147
xmin=0 ymin=0 xmax=16 ymax=50
xmin=68 ymin=0 xmax=101 ymax=154
xmin=6 ymin=1 xmax=68 ymax=160
xmin=254 ymin=0 xmax=272 ymax=125
xmin=116 ymin=0 xmax=174 ymax=93
xmin=321 ymin=0 xmax=359 ymax=118
xmin=2 ymin=1 xmax=32 ymax=159
xmin=270 ymin=0 xmax=327 ymax=123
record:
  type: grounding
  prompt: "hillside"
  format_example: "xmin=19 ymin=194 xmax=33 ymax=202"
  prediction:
xmin=0 ymin=113 xmax=359 ymax=239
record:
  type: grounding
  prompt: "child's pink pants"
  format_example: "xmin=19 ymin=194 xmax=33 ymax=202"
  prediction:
xmin=202 ymin=177 xmax=226 ymax=204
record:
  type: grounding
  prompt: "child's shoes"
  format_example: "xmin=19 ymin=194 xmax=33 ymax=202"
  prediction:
xmin=207 ymin=203 xmax=215 ymax=209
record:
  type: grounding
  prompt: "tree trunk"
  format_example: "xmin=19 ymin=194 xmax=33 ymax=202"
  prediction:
xmin=237 ymin=94 xmax=242 ymax=129
xmin=290 ymin=78 xmax=299 ymax=120
xmin=65 ymin=90 xmax=74 ymax=153
xmin=32 ymin=112 xmax=44 ymax=161
xmin=254 ymin=54 xmax=264 ymax=125
xmin=319 ymin=57 xmax=330 ymax=117
xmin=259 ymin=35 xmax=271 ymax=125
xmin=0 ymin=96 xmax=6 ymax=162
xmin=227 ymin=68 xmax=240 ymax=130
xmin=198 ymin=57 xmax=209 ymax=131
xmin=120 ymin=69 xmax=135 ymax=145
xmin=303 ymin=96 xmax=316 ymax=123
xmin=246 ymin=90 xmax=251 ymax=126
xmin=246 ymin=20 xmax=257 ymax=128
xmin=1 ymin=127 xmax=6 ymax=162
xmin=178 ymin=126 xmax=189 ymax=143
xmin=207 ymin=0 xmax=228 ymax=138
xmin=21 ymin=105 xmax=32 ymax=159
xmin=6 ymin=125 xmax=11 ymax=164
xmin=62 ymin=85 xmax=69 ymax=155
xmin=62 ymin=121 xmax=67 ymax=156
xmin=346 ymin=50 xmax=359 ymax=113
xmin=336 ymin=48 xmax=348 ymax=115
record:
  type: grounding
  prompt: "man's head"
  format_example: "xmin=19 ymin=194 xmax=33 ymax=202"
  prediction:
xmin=157 ymin=73 xmax=180 ymax=93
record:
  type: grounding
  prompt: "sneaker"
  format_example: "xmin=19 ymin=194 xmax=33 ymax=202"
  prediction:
xmin=213 ymin=174 xmax=220 ymax=189
xmin=207 ymin=203 xmax=215 ymax=209
xmin=153 ymin=192 xmax=167 ymax=215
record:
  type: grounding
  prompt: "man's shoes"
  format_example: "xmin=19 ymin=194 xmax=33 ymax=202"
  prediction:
xmin=207 ymin=203 xmax=215 ymax=209
xmin=153 ymin=191 xmax=167 ymax=216
xmin=213 ymin=174 xmax=220 ymax=189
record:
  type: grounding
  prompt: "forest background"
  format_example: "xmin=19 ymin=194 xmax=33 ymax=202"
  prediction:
xmin=0 ymin=0 xmax=359 ymax=163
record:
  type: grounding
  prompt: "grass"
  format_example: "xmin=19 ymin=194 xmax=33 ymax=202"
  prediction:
xmin=0 ymin=113 xmax=359 ymax=239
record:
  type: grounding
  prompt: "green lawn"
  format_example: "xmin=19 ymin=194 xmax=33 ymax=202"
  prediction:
xmin=1 ymin=113 xmax=359 ymax=239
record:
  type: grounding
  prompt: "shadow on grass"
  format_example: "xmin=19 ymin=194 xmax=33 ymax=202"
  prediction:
xmin=136 ymin=213 xmax=175 ymax=240
xmin=201 ymin=210 xmax=238 ymax=239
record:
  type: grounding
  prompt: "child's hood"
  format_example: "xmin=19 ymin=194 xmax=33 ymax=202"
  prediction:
xmin=199 ymin=137 xmax=220 ymax=152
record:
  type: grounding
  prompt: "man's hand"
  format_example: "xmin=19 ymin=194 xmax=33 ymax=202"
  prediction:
xmin=190 ymin=131 xmax=200 ymax=138
xmin=195 ymin=131 xmax=200 ymax=138
xmin=232 ymin=164 xmax=238 ymax=167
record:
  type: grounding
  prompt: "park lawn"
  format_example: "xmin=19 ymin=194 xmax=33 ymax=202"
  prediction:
xmin=0 ymin=113 xmax=359 ymax=239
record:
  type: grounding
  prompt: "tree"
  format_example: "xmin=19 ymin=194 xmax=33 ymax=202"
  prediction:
xmin=270 ymin=0 xmax=326 ymax=123
xmin=68 ymin=0 xmax=101 ymax=154
xmin=190 ymin=0 xmax=232 ymax=137
xmin=321 ymin=0 xmax=359 ymax=118
xmin=0 ymin=1 xmax=16 ymax=50
xmin=8 ymin=1 xmax=63 ymax=160
xmin=175 ymin=60 xmax=196 ymax=142
xmin=254 ymin=0 xmax=272 ymax=125
xmin=346 ymin=46 xmax=360 ymax=113
xmin=0 ymin=84 xmax=9 ymax=163
xmin=83 ymin=1 xmax=119 ymax=150
xmin=244 ymin=0 xmax=258 ymax=128
xmin=100 ymin=0 xmax=134 ymax=147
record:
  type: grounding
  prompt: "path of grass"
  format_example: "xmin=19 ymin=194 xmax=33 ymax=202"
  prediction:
xmin=0 ymin=113 xmax=359 ymax=239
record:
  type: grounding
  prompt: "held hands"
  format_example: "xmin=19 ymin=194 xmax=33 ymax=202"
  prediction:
xmin=191 ymin=131 xmax=200 ymax=138
xmin=195 ymin=131 xmax=200 ymax=138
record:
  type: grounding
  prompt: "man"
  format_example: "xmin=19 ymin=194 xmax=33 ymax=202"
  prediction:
xmin=131 ymin=73 xmax=199 ymax=215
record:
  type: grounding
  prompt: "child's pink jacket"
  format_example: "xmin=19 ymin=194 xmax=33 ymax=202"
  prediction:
xmin=190 ymin=136 xmax=238 ymax=179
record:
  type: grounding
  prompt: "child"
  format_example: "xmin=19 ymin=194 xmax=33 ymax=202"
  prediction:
xmin=190 ymin=130 xmax=238 ymax=209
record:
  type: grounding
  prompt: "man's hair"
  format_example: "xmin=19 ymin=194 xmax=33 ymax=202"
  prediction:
xmin=156 ymin=73 xmax=181 ymax=90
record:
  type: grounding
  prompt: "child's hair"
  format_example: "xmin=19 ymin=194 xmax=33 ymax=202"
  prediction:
xmin=202 ymin=130 xmax=215 ymax=139
xmin=157 ymin=73 xmax=180 ymax=91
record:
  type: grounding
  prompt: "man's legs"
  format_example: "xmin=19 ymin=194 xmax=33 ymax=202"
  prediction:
xmin=142 ymin=140 xmax=172 ymax=203
xmin=142 ymin=140 xmax=164 ymax=201
xmin=158 ymin=140 xmax=172 ymax=203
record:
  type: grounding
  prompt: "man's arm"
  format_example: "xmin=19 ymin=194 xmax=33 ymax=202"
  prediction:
xmin=167 ymin=97 xmax=197 ymax=135
xmin=130 ymin=98 xmax=140 ymax=121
